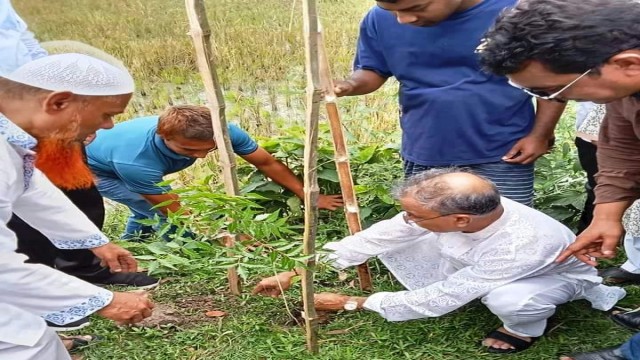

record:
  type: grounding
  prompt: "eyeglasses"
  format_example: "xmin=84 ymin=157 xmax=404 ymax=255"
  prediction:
xmin=402 ymin=212 xmax=476 ymax=225
xmin=508 ymin=68 xmax=592 ymax=103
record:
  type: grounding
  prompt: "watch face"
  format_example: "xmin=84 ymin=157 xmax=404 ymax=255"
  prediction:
xmin=344 ymin=301 xmax=358 ymax=311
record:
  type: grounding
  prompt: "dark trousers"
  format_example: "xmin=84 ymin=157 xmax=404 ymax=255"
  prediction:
xmin=10 ymin=184 xmax=112 ymax=282
xmin=575 ymin=137 xmax=598 ymax=234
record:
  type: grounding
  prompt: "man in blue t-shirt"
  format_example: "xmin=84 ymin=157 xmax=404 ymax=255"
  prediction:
xmin=334 ymin=0 xmax=566 ymax=207
xmin=87 ymin=105 xmax=343 ymax=239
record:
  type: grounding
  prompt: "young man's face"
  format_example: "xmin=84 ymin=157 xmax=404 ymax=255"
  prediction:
xmin=163 ymin=136 xmax=216 ymax=159
xmin=376 ymin=0 xmax=475 ymax=27
xmin=507 ymin=53 xmax=640 ymax=104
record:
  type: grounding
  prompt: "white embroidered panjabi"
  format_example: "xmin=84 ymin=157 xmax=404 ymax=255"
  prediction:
xmin=0 ymin=116 xmax=113 ymax=358
xmin=323 ymin=197 xmax=626 ymax=337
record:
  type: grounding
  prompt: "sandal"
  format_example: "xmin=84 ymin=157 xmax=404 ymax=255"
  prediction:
xmin=59 ymin=335 xmax=102 ymax=353
xmin=483 ymin=330 xmax=538 ymax=354
xmin=598 ymin=267 xmax=640 ymax=285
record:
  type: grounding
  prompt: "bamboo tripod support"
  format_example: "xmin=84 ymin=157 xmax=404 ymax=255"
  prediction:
xmin=185 ymin=0 xmax=241 ymax=295
xmin=301 ymin=0 xmax=321 ymax=353
xmin=317 ymin=23 xmax=373 ymax=291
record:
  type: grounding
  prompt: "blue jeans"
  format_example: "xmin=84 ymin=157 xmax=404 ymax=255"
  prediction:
xmin=96 ymin=176 xmax=177 ymax=240
xmin=620 ymin=333 xmax=640 ymax=359
xmin=403 ymin=160 xmax=535 ymax=207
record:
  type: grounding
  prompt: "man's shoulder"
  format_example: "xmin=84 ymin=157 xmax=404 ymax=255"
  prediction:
xmin=362 ymin=6 xmax=395 ymax=25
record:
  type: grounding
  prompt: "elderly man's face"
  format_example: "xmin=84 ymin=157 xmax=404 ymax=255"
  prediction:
xmin=507 ymin=54 xmax=640 ymax=104
xmin=376 ymin=0 xmax=471 ymax=27
xmin=400 ymin=196 xmax=471 ymax=232
xmin=37 ymin=92 xmax=131 ymax=142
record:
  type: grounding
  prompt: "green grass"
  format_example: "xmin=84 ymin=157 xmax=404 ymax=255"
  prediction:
xmin=16 ymin=0 xmax=640 ymax=359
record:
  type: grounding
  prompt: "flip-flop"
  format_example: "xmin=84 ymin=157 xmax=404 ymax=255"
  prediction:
xmin=599 ymin=267 xmax=640 ymax=285
xmin=483 ymin=330 xmax=538 ymax=354
xmin=59 ymin=335 xmax=103 ymax=353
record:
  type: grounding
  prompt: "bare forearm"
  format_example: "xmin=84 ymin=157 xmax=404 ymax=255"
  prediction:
xmin=340 ymin=69 xmax=387 ymax=96
xmin=141 ymin=193 xmax=182 ymax=215
xmin=256 ymin=162 xmax=304 ymax=198
xmin=531 ymin=99 xmax=566 ymax=138
xmin=593 ymin=201 xmax=634 ymax=222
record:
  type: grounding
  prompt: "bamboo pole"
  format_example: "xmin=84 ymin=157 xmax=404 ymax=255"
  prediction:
xmin=185 ymin=0 xmax=241 ymax=295
xmin=301 ymin=0 xmax=321 ymax=354
xmin=317 ymin=23 xmax=373 ymax=291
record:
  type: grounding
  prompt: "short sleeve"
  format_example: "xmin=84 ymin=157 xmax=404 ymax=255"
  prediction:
xmin=111 ymin=162 xmax=170 ymax=195
xmin=354 ymin=9 xmax=392 ymax=78
xmin=228 ymin=124 xmax=259 ymax=155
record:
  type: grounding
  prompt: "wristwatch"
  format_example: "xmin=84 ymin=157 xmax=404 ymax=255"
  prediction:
xmin=343 ymin=298 xmax=359 ymax=311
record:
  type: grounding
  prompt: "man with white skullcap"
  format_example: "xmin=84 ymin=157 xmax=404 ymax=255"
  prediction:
xmin=0 ymin=53 xmax=154 ymax=359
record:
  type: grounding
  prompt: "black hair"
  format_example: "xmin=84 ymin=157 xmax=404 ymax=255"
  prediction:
xmin=478 ymin=0 xmax=640 ymax=76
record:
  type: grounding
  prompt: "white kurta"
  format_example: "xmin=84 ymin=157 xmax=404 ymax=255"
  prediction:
xmin=0 ymin=116 xmax=113 ymax=347
xmin=323 ymin=197 xmax=625 ymax=322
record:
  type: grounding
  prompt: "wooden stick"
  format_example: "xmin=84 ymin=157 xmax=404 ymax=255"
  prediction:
xmin=301 ymin=0 xmax=321 ymax=354
xmin=317 ymin=22 xmax=373 ymax=291
xmin=185 ymin=0 xmax=241 ymax=295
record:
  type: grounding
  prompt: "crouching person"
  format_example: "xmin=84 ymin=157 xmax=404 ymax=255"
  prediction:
xmin=253 ymin=169 xmax=625 ymax=354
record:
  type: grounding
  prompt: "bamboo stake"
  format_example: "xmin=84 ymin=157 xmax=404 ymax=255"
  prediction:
xmin=185 ymin=0 xmax=241 ymax=295
xmin=301 ymin=0 xmax=321 ymax=354
xmin=317 ymin=23 xmax=373 ymax=291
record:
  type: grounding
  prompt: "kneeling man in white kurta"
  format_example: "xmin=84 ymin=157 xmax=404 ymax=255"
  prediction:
xmin=253 ymin=169 xmax=625 ymax=354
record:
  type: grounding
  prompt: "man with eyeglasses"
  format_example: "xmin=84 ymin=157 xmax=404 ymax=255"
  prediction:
xmin=332 ymin=0 xmax=567 ymax=207
xmin=86 ymin=105 xmax=343 ymax=240
xmin=252 ymin=169 xmax=624 ymax=354
xmin=479 ymin=0 xmax=640 ymax=357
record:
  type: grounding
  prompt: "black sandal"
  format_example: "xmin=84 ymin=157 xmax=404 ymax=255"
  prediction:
xmin=599 ymin=267 xmax=640 ymax=285
xmin=483 ymin=330 xmax=538 ymax=354
xmin=59 ymin=335 xmax=102 ymax=353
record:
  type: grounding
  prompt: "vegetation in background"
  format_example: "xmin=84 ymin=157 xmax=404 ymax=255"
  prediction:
xmin=17 ymin=0 xmax=635 ymax=359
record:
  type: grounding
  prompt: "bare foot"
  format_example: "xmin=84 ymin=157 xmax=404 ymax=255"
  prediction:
xmin=482 ymin=327 xmax=532 ymax=350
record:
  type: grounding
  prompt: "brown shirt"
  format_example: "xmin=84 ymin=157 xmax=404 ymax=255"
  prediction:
xmin=595 ymin=96 xmax=640 ymax=203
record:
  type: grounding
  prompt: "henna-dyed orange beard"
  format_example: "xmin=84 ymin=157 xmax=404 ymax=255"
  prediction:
xmin=34 ymin=128 xmax=95 ymax=191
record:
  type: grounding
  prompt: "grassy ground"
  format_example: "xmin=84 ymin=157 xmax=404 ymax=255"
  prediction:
xmin=16 ymin=0 xmax=640 ymax=359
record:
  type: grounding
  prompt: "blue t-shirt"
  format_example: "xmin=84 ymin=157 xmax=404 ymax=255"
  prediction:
xmin=87 ymin=116 xmax=259 ymax=194
xmin=356 ymin=0 xmax=535 ymax=166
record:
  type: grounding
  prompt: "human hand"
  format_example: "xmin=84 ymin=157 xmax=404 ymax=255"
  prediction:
xmin=318 ymin=194 xmax=344 ymax=211
xmin=252 ymin=271 xmax=297 ymax=297
xmin=333 ymin=79 xmax=357 ymax=97
xmin=556 ymin=219 xmax=624 ymax=265
xmin=314 ymin=292 xmax=351 ymax=311
xmin=97 ymin=291 xmax=154 ymax=325
xmin=91 ymin=242 xmax=137 ymax=273
xmin=502 ymin=135 xmax=551 ymax=164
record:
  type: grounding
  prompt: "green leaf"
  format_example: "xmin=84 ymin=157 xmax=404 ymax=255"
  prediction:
xmin=286 ymin=196 xmax=302 ymax=215
xmin=318 ymin=168 xmax=340 ymax=183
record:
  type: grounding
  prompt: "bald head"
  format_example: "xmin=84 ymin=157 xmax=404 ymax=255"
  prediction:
xmin=394 ymin=169 xmax=501 ymax=215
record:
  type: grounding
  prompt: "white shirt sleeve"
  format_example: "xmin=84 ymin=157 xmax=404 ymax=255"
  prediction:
xmin=0 ymin=252 xmax=113 ymax=325
xmin=322 ymin=213 xmax=430 ymax=269
xmin=12 ymin=170 xmax=109 ymax=249
xmin=363 ymin=228 xmax=556 ymax=321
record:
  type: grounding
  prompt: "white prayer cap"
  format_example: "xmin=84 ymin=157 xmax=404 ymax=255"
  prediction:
xmin=3 ymin=53 xmax=135 ymax=96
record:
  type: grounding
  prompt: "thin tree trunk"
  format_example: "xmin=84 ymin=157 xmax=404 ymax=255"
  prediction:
xmin=317 ymin=23 xmax=373 ymax=291
xmin=185 ymin=0 xmax=241 ymax=295
xmin=301 ymin=0 xmax=321 ymax=354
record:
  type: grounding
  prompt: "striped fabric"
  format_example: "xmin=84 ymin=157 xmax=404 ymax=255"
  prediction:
xmin=403 ymin=160 xmax=534 ymax=207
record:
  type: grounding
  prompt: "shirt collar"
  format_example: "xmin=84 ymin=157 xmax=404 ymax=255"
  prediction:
xmin=0 ymin=113 xmax=37 ymax=151
xmin=152 ymin=133 xmax=193 ymax=161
